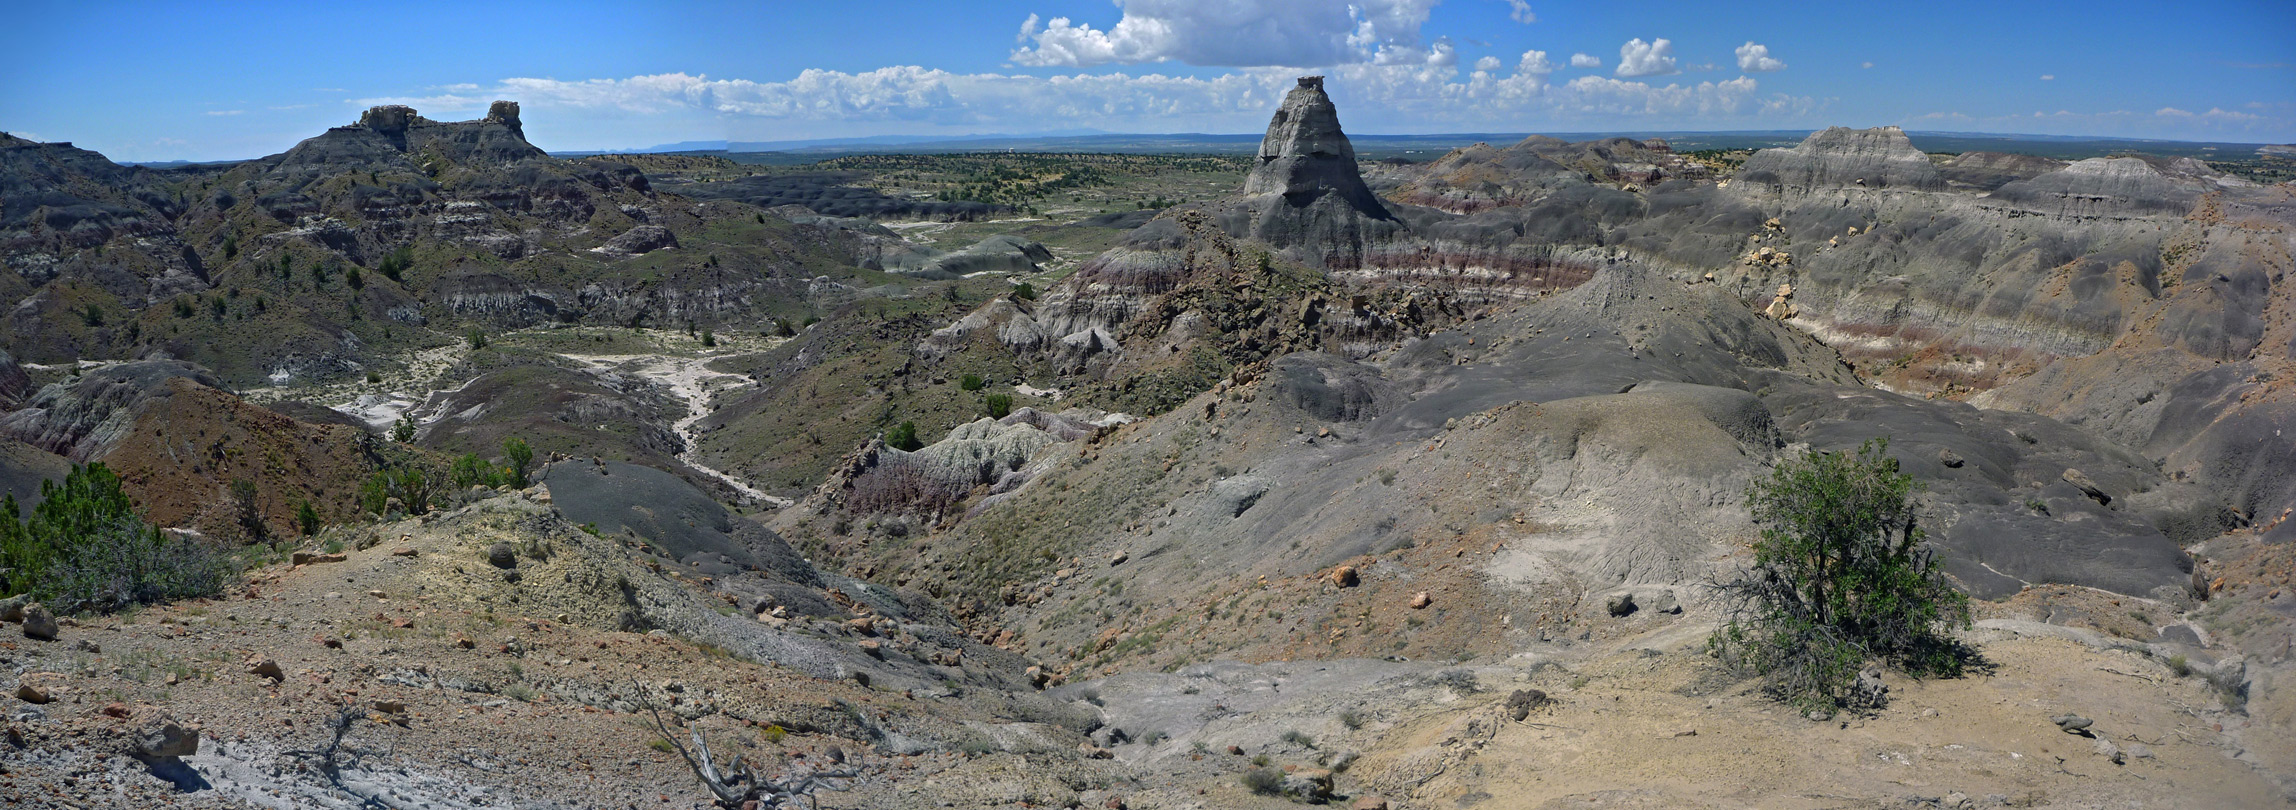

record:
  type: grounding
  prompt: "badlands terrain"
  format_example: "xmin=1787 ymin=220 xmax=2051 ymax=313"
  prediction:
xmin=2 ymin=78 xmax=2293 ymax=808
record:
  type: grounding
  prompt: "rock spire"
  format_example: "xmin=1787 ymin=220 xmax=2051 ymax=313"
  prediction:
xmin=1243 ymin=77 xmax=1391 ymax=218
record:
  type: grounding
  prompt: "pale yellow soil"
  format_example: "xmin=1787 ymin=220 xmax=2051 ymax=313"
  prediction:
xmin=1351 ymin=633 xmax=2283 ymax=809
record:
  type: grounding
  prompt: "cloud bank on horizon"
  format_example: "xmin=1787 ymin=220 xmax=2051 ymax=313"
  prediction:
xmin=4 ymin=0 xmax=2290 ymax=161
xmin=366 ymin=1 xmax=1816 ymax=150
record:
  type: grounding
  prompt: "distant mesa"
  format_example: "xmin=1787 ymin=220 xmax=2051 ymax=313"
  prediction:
xmin=344 ymin=100 xmax=526 ymax=145
xmin=356 ymin=104 xmax=419 ymax=135
xmin=1734 ymin=125 xmax=1943 ymax=194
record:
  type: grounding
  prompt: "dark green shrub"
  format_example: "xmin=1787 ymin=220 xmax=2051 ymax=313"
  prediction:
xmin=503 ymin=438 xmax=534 ymax=488
xmin=393 ymin=468 xmax=431 ymax=515
xmin=451 ymin=453 xmax=503 ymax=489
xmin=392 ymin=415 xmax=416 ymax=443
xmin=295 ymin=499 xmax=321 ymax=537
xmin=700 ymin=329 xmax=716 ymax=347
xmin=1710 ymin=439 xmax=1973 ymax=713
xmin=960 ymin=373 xmax=986 ymax=391
xmin=359 ymin=471 xmax=391 ymax=516
xmin=466 ymin=328 xmax=487 ymax=350
xmin=886 ymin=421 xmax=923 ymax=452
xmin=1241 ymin=767 xmax=1283 ymax=795
xmin=376 ymin=245 xmax=413 ymax=282
xmin=1012 ymin=282 xmax=1036 ymax=301
xmin=0 ymin=463 xmax=234 ymax=612
xmin=984 ymin=392 xmax=1013 ymax=419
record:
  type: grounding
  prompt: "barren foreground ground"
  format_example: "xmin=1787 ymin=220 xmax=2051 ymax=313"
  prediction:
xmin=3 ymin=493 xmax=2284 ymax=809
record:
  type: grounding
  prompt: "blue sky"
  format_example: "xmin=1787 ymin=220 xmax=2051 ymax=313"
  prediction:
xmin=3 ymin=0 xmax=2290 ymax=162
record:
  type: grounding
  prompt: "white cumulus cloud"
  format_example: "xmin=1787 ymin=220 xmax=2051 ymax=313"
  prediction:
xmin=1518 ymin=50 xmax=1556 ymax=75
xmin=2040 ymin=74 xmax=2055 ymax=80
xmin=1569 ymin=53 xmax=1601 ymax=68
xmin=355 ymin=63 xmax=1821 ymax=142
xmin=205 ymin=110 xmax=245 ymax=116
xmin=1861 ymin=61 xmax=1874 ymax=69
xmin=1505 ymin=0 xmax=1535 ymax=23
xmin=1009 ymin=0 xmax=1440 ymax=68
xmin=2157 ymin=107 xmax=2193 ymax=117
xmin=1735 ymin=42 xmax=1784 ymax=73
xmin=1474 ymin=55 xmax=1503 ymax=72
xmin=1615 ymin=38 xmax=1677 ymax=78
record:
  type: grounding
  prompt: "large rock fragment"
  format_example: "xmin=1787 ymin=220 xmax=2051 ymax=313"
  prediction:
xmin=21 ymin=603 xmax=57 ymax=641
xmin=131 ymin=716 xmax=199 ymax=759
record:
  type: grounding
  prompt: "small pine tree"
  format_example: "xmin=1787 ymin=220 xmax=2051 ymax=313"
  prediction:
xmin=230 ymin=479 xmax=267 ymax=542
xmin=295 ymin=499 xmax=321 ymax=537
xmin=393 ymin=468 xmax=431 ymax=515
xmin=392 ymin=415 xmax=416 ymax=443
xmin=1710 ymin=439 xmax=1973 ymax=713
xmin=984 ymin=392 xmax=1013 ymax=419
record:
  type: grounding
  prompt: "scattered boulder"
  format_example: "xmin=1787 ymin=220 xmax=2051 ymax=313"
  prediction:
xmin=1079 ymin=742 xmax=1114 ymax=759
xmin=1409 ymin=592 xmax=1432 ymax=610
xmin=1506 ymin=689 xmax=1551 ymax=721
xmin=21 ymin=603 xmax=58 ymax=640
xmin=1606 ymin=592 xmax=1638 ymax=617
xmin=101 ymin=702 xmax=132 ymax=718
xmin=1939 ymin=448 xmax=1965 ymax=468
xmin=1330 ymin=565 xmax=1360 ymax=587
xmin=247 ymin=657 xmax=284 ymax=682
xmin=130 ymin=716 xmax=199 ymax=759
xmin=2051 ymin=714 xmax=2093 ymax=734
xmin=486 ymin=543 xmax=518 ymax=569
xmin=0 ymin=594 xmax=27 ymax=622
xmin=597 ymin=224 xmax=679 ymax=256
xmin=1280 ymin=768 xmax=1336 ymax=801
xmin=16 ymin=682 xmax=52 ymax=704
xmin=291 ymin=551 xmax=346 ymax=565
xmin=2062 ymin=469 xmax=2111 ymax=506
